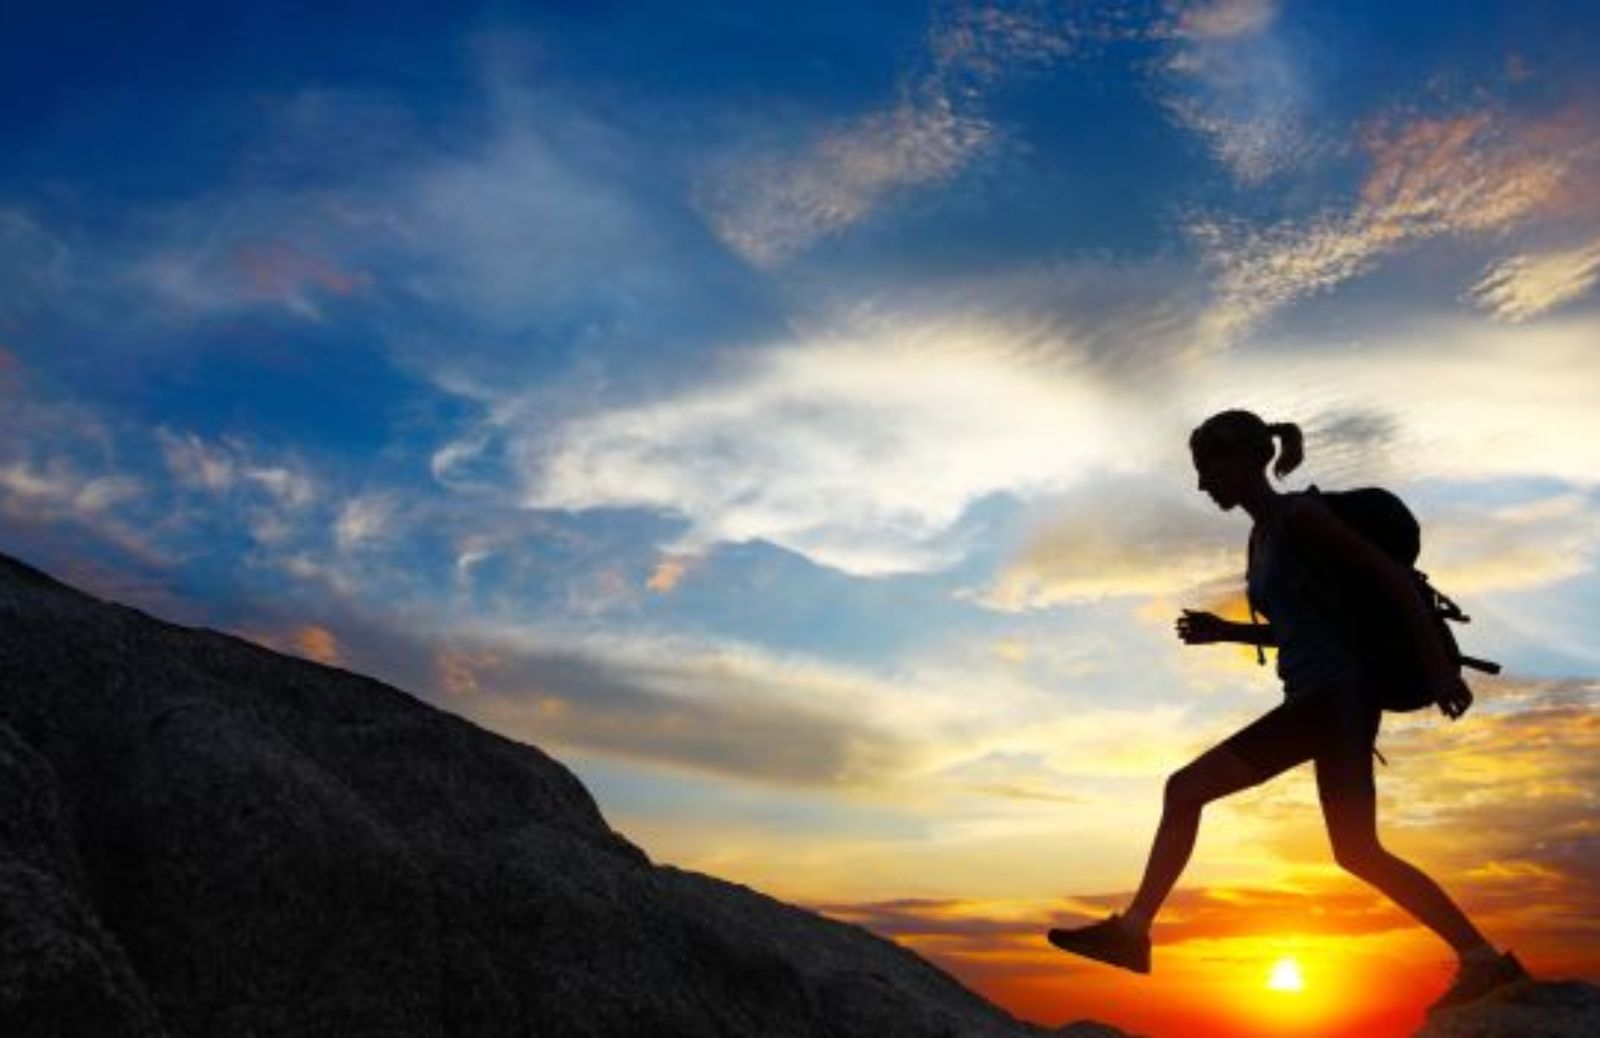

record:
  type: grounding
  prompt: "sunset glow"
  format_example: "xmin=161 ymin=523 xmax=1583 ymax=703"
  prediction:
xmin=5 ymin=1 xmax=1599 ymax=1035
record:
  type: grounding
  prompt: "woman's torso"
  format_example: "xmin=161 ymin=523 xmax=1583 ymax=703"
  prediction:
xmin=1247 ymin=496 xmax=1364 ymax=700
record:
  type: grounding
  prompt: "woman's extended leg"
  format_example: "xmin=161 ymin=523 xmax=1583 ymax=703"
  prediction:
xmin=1050 ymin=699 xmax=1319 ymax=972
xmin=1122 ymin=744 xmax=1267 ymax=932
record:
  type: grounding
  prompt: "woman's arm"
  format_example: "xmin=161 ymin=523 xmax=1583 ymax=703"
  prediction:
xmin=1176 ymin=610 xmax=1277 ymax=647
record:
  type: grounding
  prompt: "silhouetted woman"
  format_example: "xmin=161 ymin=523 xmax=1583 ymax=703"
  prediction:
xmin=1047 ymin=409 xmax=1526 ymax=1015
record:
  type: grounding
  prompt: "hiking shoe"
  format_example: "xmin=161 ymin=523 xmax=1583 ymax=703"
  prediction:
xmin=1427 ymin=951 xmax=1530 ymax=1015
xmin=1047 ymin=914 xmax=1151 ymax=974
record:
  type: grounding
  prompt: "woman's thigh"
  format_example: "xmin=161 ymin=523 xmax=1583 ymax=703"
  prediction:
xmin=1209 ymin=697 xmax=1330 ymax=788
xmin=1313 ymin=690 xmax=1382 ymax=812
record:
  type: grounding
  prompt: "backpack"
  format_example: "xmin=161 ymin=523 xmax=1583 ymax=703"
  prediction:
xmin=1257 ymin=486 xmax=1500 ymax=712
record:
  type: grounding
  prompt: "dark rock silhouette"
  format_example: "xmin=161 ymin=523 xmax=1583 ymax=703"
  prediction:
xmin=0 ymin=552 xmax=1134 ymax=1037
xmin=1416 ymin=978 xmax=1600 ymax=1037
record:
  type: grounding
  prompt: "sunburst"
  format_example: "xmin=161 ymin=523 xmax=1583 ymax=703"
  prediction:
xmin=1267 ymin=956 xmax=1305 ymax=993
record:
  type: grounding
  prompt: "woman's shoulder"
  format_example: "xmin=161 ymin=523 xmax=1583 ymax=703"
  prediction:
xmin=1281 ymin=489 xmax=1331 ymax=520
xmin=1278 ymin=491 xmax=1342 ymax=545
xmin=1261 ymin=490 xmax=1319 ymax=527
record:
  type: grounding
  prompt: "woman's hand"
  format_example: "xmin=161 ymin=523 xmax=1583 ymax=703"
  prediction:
xmin=1176 ymin=609 xmax=1230 ymax=645
xmin=1435 ymin=672 xmax=1474 ymax=720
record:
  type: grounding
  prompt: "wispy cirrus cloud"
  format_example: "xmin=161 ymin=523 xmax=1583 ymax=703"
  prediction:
xmin=0 ymin=209 xmax=72 ymax=324
xmin=1194 ymin=107 xmax=1592 ymax=342
xmin=697 ymin=91 xmax=990 ymax=268
xmin=333 ymin=493 xmax=397 ymax=552
xmin=1156 ymin=0 xmax=1315 ymax=184
xmin=695 ymin=2 xmax=1097 ymax=266
xmin=0 ymin=387 xmax=167 ymax=572
xmin=1470 ymin=234 xmax=1600 ymax=322
xmin=0 ymin=461 xmax=142 ymax=526
xmin=139 ymin=234 xmax=370 ymax=321
xmin=158 ymin=429 xmax=319 ymax=547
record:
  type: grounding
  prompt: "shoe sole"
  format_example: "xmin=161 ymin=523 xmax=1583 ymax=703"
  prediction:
xmin=1047 ymin=929 xmax=1151 ymax=975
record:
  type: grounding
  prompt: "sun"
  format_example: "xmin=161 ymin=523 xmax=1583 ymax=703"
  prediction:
xmin=1267 ymin=956 xmax=1305 ymax=993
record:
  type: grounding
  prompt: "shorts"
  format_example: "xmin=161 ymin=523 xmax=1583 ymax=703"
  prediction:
xmin=1216 ymin=680 xmax=1382 ymax=805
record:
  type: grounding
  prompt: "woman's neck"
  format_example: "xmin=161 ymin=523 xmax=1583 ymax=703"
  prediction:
xmin=1240 ymin=482 xmax=1285 ymax=524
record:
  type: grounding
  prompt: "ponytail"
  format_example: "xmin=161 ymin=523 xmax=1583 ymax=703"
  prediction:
xmin=1267 ymin=422 xmax=1304 ymax=479
xmin=1193 ymin=410 xmax=1307 ymax=481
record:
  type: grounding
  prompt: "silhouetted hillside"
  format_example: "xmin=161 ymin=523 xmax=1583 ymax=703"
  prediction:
xmin=1417 ymin=978 xmax=1600 ymax=1037
xmin=0 ymin=552 xmax=1132 ymax=1037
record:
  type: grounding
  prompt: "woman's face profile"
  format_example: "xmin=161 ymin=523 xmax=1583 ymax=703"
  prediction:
xmin=1191 ymin=445 xmax=1243 ymax=511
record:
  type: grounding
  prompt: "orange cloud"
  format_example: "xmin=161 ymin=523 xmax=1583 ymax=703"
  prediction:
xmin=231 ymin=238 xmax=366 ymax=302
xmin=292 ymin=624 xmax=342 ymax=665
xmin=1358 ymin=111 xmax=1567 ymax=239
xmin=436 ymin=647 xmax=501 ymax=697
xmin=1196 ymin=103 xmax=1600 ymax=342
xmin=645 ymin=554 xmax=696 ymax=594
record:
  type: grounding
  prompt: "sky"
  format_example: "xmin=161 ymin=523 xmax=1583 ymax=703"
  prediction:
xmin=4 ymin=1 xmax=1600 ymax=1034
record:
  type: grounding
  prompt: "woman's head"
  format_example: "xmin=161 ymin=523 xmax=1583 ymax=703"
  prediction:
xmin=1189 ymin=410 xmax=1303 ymax=510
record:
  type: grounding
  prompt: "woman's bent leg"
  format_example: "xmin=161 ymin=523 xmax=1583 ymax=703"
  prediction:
xmin=1320 ymin=775 xmax=1489 ymax=955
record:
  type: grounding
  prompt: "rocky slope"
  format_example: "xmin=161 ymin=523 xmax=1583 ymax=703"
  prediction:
xmin=1417 ymin=979 xmax=1600 ymax=1038
xmin=0 ymin=552 xmax=1129 ymax=1037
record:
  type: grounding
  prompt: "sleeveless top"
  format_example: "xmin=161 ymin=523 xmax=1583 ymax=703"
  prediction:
xmin=1247 ymin=497 xmax=1363 ymax=701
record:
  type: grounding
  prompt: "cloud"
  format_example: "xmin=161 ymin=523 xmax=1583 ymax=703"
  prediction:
xmin=435 ymin=632 xmax=920 ymax=789
xmin=1157 ymin=0 xmax=1312 ymax=184
xmin=1194 ymin=107 xmax=1590 ymax=343
xmin=395 ymin=125 xmax=688 ymax=331
xmin=159 ymin=430 xmax=239 ymax=493
xmin=695 ymin=2 xmax=1091 ymax=266
xmin=0 ymin=209 xmax=71 ymax=322
xmin=520 ymin=313 xmax=1162 ymax=576
xmin=293 ymin=624 xmax=344 ymax=665
xmin=0 ymin=430 xmax=159 ymax=568
xmin=1425 ymin=492 xmax=1600 ymax=594
xmin=968 ymin=316 xmax=1600 ymax=612
xmin=235 ymin=584 xmax=1198 ymax=796
xmin=977 ymin=478 xmax=1235 ymax=610
xmin=0 ymin=462 xmax=142 ymax=520
xmin=157 ymin=429 xmax=320 ymax=550
xmin=698 ymin=90 xmax=991 ymax=267
xmin=1206 ymin=315 xmax=1600 ymax=490
xmin=139 ymin=235 xmax=369 ymax=321
xmin=645 ymin=553 xmax=696 ymax=594
xmin=1172 ymin=0 xmax=1278 ymax=40
xmin=334 ymin=493 xmax=396 ymax=552
xmin=65 ymin=82 xmax=738 ymax=401
xmin=1470 ymin=234 xmax=1600 ymax=322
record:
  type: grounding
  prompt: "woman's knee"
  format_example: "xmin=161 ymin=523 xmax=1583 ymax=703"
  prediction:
xmin=1330 ymin=829 xmax=1389 ymax=876
xmin=1163 ymin=764 xmax=1215 ymax=814
xmin=1164 ymin=751 xmax=1259 ymax=813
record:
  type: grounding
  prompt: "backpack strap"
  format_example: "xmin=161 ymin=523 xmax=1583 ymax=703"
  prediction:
xmin=1246 ymin=490 xmax=1313 ymax=668
xmin=1249 ymin=606 xmax=1266 ymax=667
xmin=1246 ymin=519 xmax=1266 ymax=668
